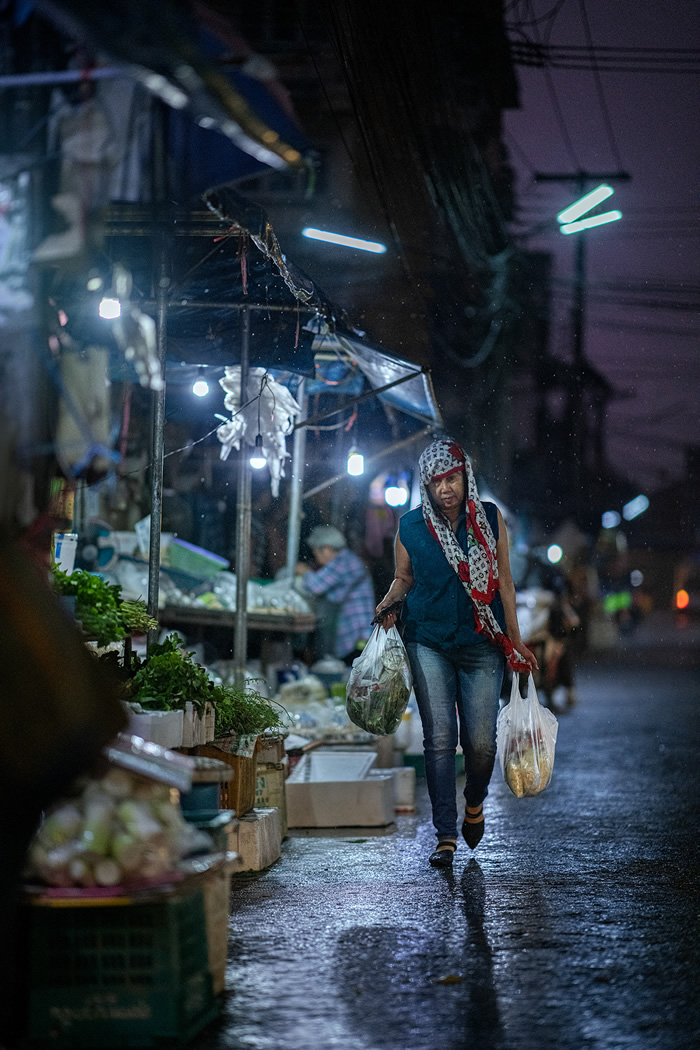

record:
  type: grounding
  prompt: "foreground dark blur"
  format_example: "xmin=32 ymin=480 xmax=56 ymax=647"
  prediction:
xmin=188 ymin=611 xmax=700 ymax=1050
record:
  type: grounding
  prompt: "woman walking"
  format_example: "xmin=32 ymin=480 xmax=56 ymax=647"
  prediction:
xmin=375 ymin=439 xmax=538 ymax=867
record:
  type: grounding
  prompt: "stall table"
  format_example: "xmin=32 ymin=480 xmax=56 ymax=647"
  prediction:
xmin=158 ymin=607 xmax=316 ymax=673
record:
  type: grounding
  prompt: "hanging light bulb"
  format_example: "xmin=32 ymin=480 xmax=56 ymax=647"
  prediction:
xmin=98 ymin=296 xmax=121 ymax=319
xmin=250 ymin=433 xmax=267 ymax=469
xmin=192 ymin=367 xmax=209 ymax=397
xmin=347 ymin=446 xmax=364 ymax=476
xmin=385 ymin=480 xmax=409 ymax=507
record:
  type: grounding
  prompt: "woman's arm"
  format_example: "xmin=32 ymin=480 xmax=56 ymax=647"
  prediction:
xmin=496 ymin=509 xmax=539 ymax=670
xmin=375 ymin=530 xmax=414 ymax=628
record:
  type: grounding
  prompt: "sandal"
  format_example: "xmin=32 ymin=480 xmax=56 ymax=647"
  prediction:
xmin=461 ymin=804 xmax=484 ymax=850
xmin=429 ymin=840 xmax=457 ymax=868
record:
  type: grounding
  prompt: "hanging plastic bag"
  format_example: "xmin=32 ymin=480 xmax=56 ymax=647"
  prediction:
xmin=346 ymin=625 xmax=412 ymax=736
xmin=496 ymin=674 xmax=558 ymax=798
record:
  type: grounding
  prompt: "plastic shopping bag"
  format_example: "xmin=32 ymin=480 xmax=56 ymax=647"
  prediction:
xmin=346 ymin=624 xmax=412 ymax=735
xmin=496 ymin=673 xmax=558 ymax=797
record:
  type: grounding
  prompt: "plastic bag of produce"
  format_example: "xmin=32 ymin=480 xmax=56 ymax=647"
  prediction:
xmin=345 ymin=625 xmax=412 ymax=736
xmin=496 ymin=673 xmax=558 ymax=798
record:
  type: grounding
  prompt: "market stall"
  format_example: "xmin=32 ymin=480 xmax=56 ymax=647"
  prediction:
xmin=76 ymin=186 xmax=443 ymax=683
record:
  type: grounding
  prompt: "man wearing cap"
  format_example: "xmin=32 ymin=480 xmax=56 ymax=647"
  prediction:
xmin=295 ymin=525 xmax=375 ymax=663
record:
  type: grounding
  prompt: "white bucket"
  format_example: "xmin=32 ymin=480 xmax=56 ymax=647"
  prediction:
xmin=53 ymin=532 xmax=78 ymax=574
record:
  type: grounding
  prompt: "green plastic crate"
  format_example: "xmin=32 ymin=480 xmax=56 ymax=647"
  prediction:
xmin=168 ymin=538 xmax=229 ymax=579
xmin=24 ymin=887 xmax=219 ymax=1048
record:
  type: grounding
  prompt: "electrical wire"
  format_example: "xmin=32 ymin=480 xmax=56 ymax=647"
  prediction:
xmin=576 ymin=0 xmax=624 ymax=168
xmin=530 ymin=0 xmax=581 ymax=169
xmin=509 ymin=41 xmax=700 ymax=73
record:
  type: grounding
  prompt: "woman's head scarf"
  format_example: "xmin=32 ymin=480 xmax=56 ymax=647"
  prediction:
xmin=418 ymin=438 xmax=529 ymax=672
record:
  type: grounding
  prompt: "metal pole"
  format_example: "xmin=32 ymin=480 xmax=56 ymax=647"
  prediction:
xmin=233 ymin=305 xmax=251 ymax=686
xmin=570 ymin=178 xmax=587 ymax=512
xmin=285 ymin=379 xmax=307 ymax=578
xmin=146 ymin=243 xmax=168 ymax=648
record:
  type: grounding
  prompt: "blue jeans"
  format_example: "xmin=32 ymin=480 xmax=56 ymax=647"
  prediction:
xmin=406 ymin=641 xmax=505 ymax=841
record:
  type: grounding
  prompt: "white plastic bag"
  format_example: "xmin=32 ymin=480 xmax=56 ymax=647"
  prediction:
xmin=496 ymin=674 xmax=558 ymax=797
xmin=345 ymin=625 xmax=412 ymax=735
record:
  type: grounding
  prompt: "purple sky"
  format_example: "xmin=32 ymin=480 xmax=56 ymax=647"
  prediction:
xmin=504 ymin=0 xmax=699 ymax=493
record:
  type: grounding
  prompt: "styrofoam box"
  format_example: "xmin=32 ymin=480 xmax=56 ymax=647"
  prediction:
xmin=182 ymin=701 xmax=216 ymax=748
xmin=126 ymin=708 xmax=184 ymax=749
xmin=370 ymin=766 xmax=416 ymax=809
xmin=285 ymin=750 xmax=395 ymax=828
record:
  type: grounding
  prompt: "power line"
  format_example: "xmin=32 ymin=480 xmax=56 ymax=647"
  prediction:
xmin=508 ymin=36 xmax=700 ymax=72
xmin=504 ymin=131 xmax=539 ymax=176
xmin=527 ymin=2 xmax=582 ymax=169
xmin=576 ymin=0 xmax=625 ymax=169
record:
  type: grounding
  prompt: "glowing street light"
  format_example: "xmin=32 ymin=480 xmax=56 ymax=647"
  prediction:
xmin=301 ymin=227 xmax=387 ymax=254
xmin=556 ymin=184 xmax=614 ymax=225
xmin=560 ymin=210 xmax=622 ymax=235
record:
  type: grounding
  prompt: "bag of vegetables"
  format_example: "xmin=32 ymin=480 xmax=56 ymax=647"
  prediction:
xmin=345 ymin=624 xmax=412 ymax=736
xmin=496 ymin=673 xmax=559 ymax=798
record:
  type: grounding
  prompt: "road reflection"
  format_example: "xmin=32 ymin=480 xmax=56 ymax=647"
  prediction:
xmin=334 ymin=858 xmax=505 ymax=1050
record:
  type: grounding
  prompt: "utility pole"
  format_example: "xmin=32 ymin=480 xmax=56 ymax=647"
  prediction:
xmin=534 ymin=170 xmax=630 ymax=520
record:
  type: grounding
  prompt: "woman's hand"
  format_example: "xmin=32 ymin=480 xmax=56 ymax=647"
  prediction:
xmin=374 ymin=602 xmax=399 ymax=630
xmin=515 ymin=641 xmax=539 ymax=672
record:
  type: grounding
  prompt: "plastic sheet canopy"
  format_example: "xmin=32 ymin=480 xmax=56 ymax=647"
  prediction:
xmin=311 ymin=330 xmax=442 ymax=428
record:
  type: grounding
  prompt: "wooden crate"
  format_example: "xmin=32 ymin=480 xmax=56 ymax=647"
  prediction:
xmin=194 ymin=738 xmax=260 ymax=817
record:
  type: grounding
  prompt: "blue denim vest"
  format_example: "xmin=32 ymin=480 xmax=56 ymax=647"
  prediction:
xmin=399 ymin=501 xmax=507 ymax=651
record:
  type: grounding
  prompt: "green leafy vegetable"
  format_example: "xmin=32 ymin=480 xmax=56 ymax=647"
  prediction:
xmin=346 ymin=668 xmax=410 ymax=736
xmin=130 ymin=635 xmax=214 ymax=714
xmin=212 ymin=681 xmax=289 ymax=738
xmin=52 ymin=566 xmax=125 ymax=647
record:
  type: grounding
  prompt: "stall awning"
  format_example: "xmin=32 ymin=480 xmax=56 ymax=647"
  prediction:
xmin=311 ymin=330 xmax=443 ymax=428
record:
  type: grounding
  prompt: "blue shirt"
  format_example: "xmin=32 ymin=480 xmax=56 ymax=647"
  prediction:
xmin=301 ymin=547 xmax=375 ymax=657
xmin=399 ymin=502 xmax=506 ymax=651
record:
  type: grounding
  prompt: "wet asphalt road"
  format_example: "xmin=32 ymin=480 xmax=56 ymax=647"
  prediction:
xmin=192 ymin=616 xmax=700 ymax=1050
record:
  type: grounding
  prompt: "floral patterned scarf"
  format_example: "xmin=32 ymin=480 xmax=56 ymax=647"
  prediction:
xmin=418 ymin=439 xmax=529 ymax=672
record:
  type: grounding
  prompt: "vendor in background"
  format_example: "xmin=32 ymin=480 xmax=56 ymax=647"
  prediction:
xmin=524 ymin=575 xmax=580 ymax=712
xmin=295 ymin=525 xmax=375 ymax=665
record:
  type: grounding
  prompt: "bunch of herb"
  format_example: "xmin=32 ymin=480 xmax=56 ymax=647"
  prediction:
xmin=129 ymin=634 xmax=215 ymax=715
xmin=52 ymin=566 xmax=125 ymax=647
xmin=212 ymin=682 xmax=290 ymax=738
xmin=119 ymin=599 xmax=159 ymax=635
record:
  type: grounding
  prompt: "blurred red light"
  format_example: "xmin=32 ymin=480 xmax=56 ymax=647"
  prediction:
xmin=676 ymin=589 xmax=690 ymax=610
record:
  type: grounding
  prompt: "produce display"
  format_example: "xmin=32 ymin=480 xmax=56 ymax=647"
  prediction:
xmin=25 ymin=765 xmax=209 ymax=889
xmin=124 ymin=634 xmax=289 ymax=740
xmin=129 ymin=635 xmax=215 ymax=715
xmin=274 ymin=675 xmax=368 ymax=740
xmin=51 ymin=566 xmax=158 ymax=645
